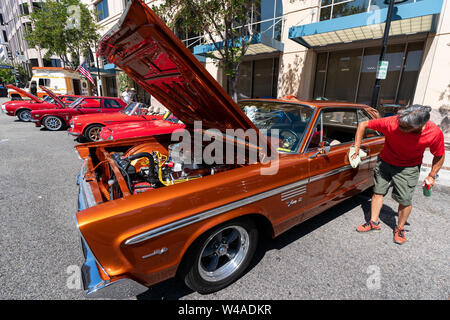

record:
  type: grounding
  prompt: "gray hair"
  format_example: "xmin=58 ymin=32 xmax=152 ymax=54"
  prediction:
xmin=398 ymin=104 xmax=431 ymax=128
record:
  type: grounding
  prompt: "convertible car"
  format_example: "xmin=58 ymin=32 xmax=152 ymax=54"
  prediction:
xmin=74 ymin=0 xmax=384 ymax=298
xmin=68 ymin=102 xmax=163 ymax=142
xmin=99 ymin=110 xmax=185 ymax=141
xmin=1 ymin=85 xmax=81 ymax=122
xmin=31 ymin=86 xmax=127 ymax=131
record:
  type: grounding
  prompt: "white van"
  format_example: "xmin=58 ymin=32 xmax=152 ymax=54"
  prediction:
xmin=9 ymin=67 xmax=90 ymax=99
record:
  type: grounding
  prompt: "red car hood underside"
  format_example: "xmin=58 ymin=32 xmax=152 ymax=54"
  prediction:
xmin=6 ymin=84 xmax=43 ymax=103
xmin=97 ymin=0 xmax=257 ymax=133
xmin=39 ymin=85 xmax=65 ymax=108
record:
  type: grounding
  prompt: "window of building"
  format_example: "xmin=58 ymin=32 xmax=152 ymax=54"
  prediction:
xmin=2 ymin=30 xmax=8 ymax=42
xmin=319 ymin=0 xmax=423 ymax=21
xmin=19 ymin=3 xmax=30 ymax=15
xmin=258 ymin=0 xmax=283 ymax=40
xmin=312 ymin=41 xmax=424 ymax=106
xmin=96 ymin=0 xmax=109 ymax=22
xmin=323 ymin=49 xmax=362 ymax=102
xmin=32 ymin=2 xmax=42 ymax=11
xmin=236 ymin=57 xmax=279 ymax=99
xmin=30 ymin=59 xmax=39 ymax=67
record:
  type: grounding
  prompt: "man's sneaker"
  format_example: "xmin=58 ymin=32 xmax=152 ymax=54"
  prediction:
xmin=356 ymin=220 xmax=381 ymax=232
xmin=393 ymin=226 xmax=406 ymax=245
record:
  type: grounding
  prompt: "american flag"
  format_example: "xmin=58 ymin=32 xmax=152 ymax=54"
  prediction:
xmin=76 ymin=62 xmax=95 ymax=86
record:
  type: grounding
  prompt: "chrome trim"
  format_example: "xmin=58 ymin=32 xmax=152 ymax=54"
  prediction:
xmin=281 ymin=190 xmax=306 ymax=201
xmin=124 ymin=178 xmax=309 ymax=245
xmin=142 ymin=247 xmax=168 ymax=259
xmin=124 ymin=155 xmax=379 ymax=246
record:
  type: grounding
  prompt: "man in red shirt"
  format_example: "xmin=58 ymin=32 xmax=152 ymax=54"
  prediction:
xmin=353 ymin=105 xmax=445 ymax=244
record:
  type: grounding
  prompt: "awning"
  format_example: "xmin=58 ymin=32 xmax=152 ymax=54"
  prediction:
xmin=194 ymin=33 xmax=284 ymax=58
xmin=289 ymin=0 xmax=443 ymax=48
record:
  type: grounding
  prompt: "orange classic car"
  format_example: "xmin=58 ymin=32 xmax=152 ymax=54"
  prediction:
xmin=74 ymin=0 xmax=384 ymax=298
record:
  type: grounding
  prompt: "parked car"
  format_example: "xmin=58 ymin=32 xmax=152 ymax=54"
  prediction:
xmin=31 ymin=86 xmax=127 ymax=131
xmin=1 ymin=85 xmax=81 ymax=122
xmin=74 ymin=0 xmax=384 ymax=298
xmin=99 ymin=111 xmax=185 ymax=141
xmin=68 ymin=102 xmax=164 ymax=142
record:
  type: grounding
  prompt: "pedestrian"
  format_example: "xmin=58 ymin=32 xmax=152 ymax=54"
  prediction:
xmin=352 ymin=105 xmax=445 ymax=245
xmin=121 ymin=87 xmax=130 ymax=104
xmin=30 ymin=81 xmax=37 ymax=96
xmin=129 ymin=88 xmax=136 ymax=102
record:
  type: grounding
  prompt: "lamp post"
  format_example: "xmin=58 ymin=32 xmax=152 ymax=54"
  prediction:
xmin=370 ymin=0 xmax=407 ymax=110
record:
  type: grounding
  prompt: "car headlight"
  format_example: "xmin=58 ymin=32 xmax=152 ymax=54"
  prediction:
xmin=70 ymin=121 xmax=74 ymax=128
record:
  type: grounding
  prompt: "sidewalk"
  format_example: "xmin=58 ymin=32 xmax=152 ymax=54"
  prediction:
xmin=420 ymin=145 xmax=450 ymax=187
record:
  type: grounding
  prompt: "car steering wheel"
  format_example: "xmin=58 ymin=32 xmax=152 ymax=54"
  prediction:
xmin=279 ymin=129 xmax=300 ymax=150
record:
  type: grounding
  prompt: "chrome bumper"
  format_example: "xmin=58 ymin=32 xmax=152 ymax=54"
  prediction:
xmin=68 ymin=131 xmax=81 ymax=137
xmin=76 ymin=163 xmax=147 ymax=298
xmin=79 ymin=236 xmax=147 ymax=299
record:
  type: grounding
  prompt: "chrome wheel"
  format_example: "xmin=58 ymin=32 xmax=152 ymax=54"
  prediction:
xmin=18 ymin=110 xmax=32 ymax=122
xmin=86 ymin=126 xmax=102 ymax=142
xmin=198 ymin=226 xmax=250 ymax=282
xmin=44 ymin=116 xmax=63 ymax=131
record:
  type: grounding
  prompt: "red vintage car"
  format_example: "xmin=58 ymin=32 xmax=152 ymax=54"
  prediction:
xmin=68 ymin=102 xmax=164 ymax=142
xmin=1 ymin=85 xmax=81 ymax=122
xmin=31 ymin=86 xmax=127 ymax=131
xmin=99 ymin=111 xmax=185 ymax=141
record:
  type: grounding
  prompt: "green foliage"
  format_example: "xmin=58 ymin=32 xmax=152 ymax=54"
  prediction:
xmin=24 ymin=0 xmax=99 ymax=69
xmin=153 ymin=0 xmax=261 ymax=101
xmin=0 ymin=64 xmax=28 ymax=86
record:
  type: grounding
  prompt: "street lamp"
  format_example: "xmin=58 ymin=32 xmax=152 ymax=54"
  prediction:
xmin=370 ymin=0 xmax=408 ymax=110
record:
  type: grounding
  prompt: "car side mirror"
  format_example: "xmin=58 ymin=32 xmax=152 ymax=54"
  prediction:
xmin=309 ymin=141 xmax=331 ymax=159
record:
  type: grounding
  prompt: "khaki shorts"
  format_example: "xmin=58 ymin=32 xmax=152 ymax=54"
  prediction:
xmin=373 ymin=159 xmax=421 ymax=206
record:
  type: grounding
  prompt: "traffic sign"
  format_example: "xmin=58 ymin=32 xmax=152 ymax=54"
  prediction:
xmin=376 ymin=61 xmax=389 ymax=80
xmin=0 ymin=65 xmax=14 ymax=69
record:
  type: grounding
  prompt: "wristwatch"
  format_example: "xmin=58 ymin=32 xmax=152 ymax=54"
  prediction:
xmin=428 ymin=174 xmax=438 ymax=180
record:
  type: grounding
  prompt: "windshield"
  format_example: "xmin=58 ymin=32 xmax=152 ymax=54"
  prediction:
xmin=69 ymin=97 xmax=84 ymax=108
xmin=239 ymin=101 xmax=315 ymax=153
xmin=120 ymin=102 xmax=153 ymax=116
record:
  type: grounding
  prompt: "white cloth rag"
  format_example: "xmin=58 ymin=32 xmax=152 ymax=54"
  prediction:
xmin=349 ymin=146 xmax=367 ymax=168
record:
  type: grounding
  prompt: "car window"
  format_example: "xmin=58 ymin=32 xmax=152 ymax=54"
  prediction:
xmin=103 ymin=99 xmax=123 ymax=109
xmin=81 ymin=98 xmax=101 ymax=108
xmin=307 ymin=109 xmax=358 ymax=151
xmin=38 ymin=78 xmax=51 ymax=87
xmin=357 ymin=109 xmax=382 ymax=138
xmin=239 ymin=101 xmax=315 ymax=153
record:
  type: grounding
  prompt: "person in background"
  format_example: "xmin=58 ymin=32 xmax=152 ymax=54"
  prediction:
xmin=129 ymin=88 xmax=137 ymax=102
xmin=352 ymin=105 xmax=445 ymax=245
xmin=30 ymin=81 xmax=37 ymax=96
xmin=121 ymin=87 xmax=130 ymax=104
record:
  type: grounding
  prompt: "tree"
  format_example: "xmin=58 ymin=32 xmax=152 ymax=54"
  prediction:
xmin=0 ymin=64 xmax=28 ymax=87
xmin=24 ymin=0 xmax=99 ymax=69
xmin=153 ymin=0 xmax=261 ymax=102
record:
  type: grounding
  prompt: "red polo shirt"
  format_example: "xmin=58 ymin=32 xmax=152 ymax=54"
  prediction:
xmin=368 ymin=116 xmax=445 ymax=167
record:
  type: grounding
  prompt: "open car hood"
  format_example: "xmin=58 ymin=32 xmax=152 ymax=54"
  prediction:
xmin=39 ymin=85 xmax=66 ymax=108
xmin=97 ymin=0 xmax=257 ymax=133
xmin=6 ymin=85 xmax=43 ymax=103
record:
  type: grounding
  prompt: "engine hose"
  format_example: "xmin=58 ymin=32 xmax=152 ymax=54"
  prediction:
xmin=126 ymin=152 xmax=155 ymax=178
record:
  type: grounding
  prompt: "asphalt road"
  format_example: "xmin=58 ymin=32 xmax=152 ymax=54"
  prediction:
xmin=0 ymin=98 xmax=449 ymax=300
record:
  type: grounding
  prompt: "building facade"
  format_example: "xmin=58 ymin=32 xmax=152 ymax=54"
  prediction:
xmin=0 ymin=0 xmax=62 ymax=75
xmin=194 ymin=0 xmax=449 ymax=140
